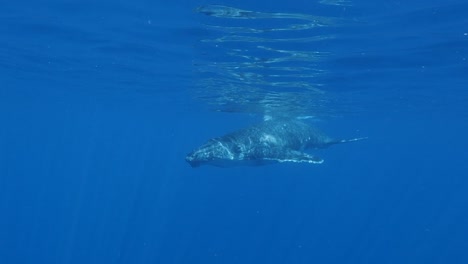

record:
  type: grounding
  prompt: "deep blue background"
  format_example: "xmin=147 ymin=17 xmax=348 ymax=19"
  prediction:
xmin=1 ymin=0 xmax=467 ymax=263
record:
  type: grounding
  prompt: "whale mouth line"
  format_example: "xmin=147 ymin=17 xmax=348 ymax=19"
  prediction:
xmin=185 ymin=154 xmax=201 ymax=167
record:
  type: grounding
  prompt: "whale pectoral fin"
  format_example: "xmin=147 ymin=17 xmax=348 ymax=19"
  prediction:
xmin=266 ymin=151 xmax=324 ymax=164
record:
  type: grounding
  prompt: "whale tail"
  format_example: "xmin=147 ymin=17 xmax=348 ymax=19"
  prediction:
xmin=333 ymin=137 xmax=368 ymax=145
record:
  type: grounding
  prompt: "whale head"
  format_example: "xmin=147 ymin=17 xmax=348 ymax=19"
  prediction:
xmin=185 ymin=139 xmax=235 ymax=168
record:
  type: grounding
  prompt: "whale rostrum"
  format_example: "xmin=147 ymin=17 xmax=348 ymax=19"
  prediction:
xmin=186 ymin=120 xmax=366 ymax=168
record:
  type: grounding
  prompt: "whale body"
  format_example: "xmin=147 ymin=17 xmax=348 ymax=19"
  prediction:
xmin=185 ymin=120 xmax=365 ymax=168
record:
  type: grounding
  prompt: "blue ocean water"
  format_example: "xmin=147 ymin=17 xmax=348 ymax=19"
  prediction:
xmin=1 ymin=0 xmax=467 ymax=263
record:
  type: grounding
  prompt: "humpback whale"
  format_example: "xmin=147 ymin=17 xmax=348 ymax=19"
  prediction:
xmin=185 ymin=120 xmax=366 ymax=168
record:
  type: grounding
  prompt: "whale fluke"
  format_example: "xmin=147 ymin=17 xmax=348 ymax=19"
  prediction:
xmin=330 ymin=137 xmax=368 ymax=145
